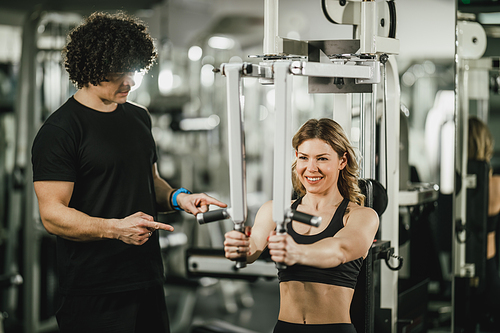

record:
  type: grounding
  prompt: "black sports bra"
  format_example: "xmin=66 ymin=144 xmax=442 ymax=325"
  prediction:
xmin=487 ymin=213 xmax=499 ymax=233
xmin=277 ymin=197 xmax=363 ymax=289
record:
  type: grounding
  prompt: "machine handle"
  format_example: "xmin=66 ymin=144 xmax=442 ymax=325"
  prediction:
xmin=275 ymin=262 xmax=286 ymax=270
xmin=235 ymin=259 xmax=247 ymax=269
xmin=288 ymin=210 xmax=322 ymax=227
xmin=274 ymin=216 xmax=288 ymax=270
xmin=196 ymin=209 xmax=230 ymax=225
xmin=378 ymin=247 xmax=404 ymax=271
xmin=274 ymin=209 xmax=321 ymax=270
xmin=197 ymin=209 xmax=247 ymax=269
xmin=233 ymin=222 xmax=247 ymax=269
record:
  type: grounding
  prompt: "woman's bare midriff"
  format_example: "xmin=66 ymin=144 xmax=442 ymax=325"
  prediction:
xmin=278 ymin=281 xmax=354 ymax=324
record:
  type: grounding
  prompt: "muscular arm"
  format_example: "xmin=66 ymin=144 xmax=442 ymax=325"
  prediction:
xmin=269 ymin=206 xmax=379 ymax=268
xmin=152 ymin=163 xmax=227 ymax=215
xmin=247 ymin=201 xmax=276 ymax=262
xmin=34 ymin=180 xmax=173 ymax=244
xmin=224 ymin=200 xmax=276 ymax=263
xmin=152 ymin=163 xmax=175 ymax=212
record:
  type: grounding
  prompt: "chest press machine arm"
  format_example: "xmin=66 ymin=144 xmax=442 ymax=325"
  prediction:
xmin=196 ymin=62 xmax=321 ymax=269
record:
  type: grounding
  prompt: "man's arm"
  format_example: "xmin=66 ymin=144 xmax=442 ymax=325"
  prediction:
xmin=152 ymin=163 xmax=176 ymax=212
xmin=152 ymin=163 xmax=227 ymax=216
xmin=34 ymin=180 xmax=173 ymax=244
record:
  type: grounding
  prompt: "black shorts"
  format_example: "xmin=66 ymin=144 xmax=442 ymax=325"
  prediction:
xmin=273 ymin=320 xmax=357 ymax=333
xmin=56 ymin=284 xmax=170 ymax=333
xmin=485 ymin=258 xmax=500 ymax=324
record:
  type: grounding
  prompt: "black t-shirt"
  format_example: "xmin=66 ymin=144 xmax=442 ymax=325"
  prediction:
xmin=32 ymin=97 xmax=164 ymax=295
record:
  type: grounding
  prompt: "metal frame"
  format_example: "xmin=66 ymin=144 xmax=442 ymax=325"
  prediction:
xmin=215 ymin=0 xmax=401 ymax=330
xmin=271 ymin=62 xmax=294 ymax=230
xmin=223 ymin=64 xmax=248 ymax=227
xmin=453 ymin=19 xmax=490 ymax=332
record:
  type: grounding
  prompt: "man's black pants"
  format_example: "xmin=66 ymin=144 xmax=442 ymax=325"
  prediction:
xmin=56 ymin=284 xmax=170 ymax=333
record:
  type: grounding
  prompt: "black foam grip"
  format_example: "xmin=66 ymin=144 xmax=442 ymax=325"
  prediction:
xmin=291 ymin=210 xmax=321 ymax=227
xmin=197 ymin=209 xmax=229 ymax=225
xmin=235 ymin=257 xmax=247 ymax=269
xmin=275 ymin=262 xmax=286 ymax=270
xmin=234 ymin=226 xmax=247 ymax=269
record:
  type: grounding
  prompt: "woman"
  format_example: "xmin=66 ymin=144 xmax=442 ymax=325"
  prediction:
xmin=224 ymin=118 xmax=379 ymax=333
xmin=468 ymin=116 xmax=500 ymax=329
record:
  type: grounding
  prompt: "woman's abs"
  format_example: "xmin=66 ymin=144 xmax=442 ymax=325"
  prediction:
xmin=278 ymin=281 xmax=354 ymax=324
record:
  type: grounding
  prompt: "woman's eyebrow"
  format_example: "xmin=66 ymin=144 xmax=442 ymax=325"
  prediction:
xmin=297 ymin=152 xmax=331 ymax=157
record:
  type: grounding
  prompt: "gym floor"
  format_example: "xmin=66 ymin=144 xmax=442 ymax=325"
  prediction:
xmin=27 ymin=276 xmax=454 ymax=333
xmin=164 ymin=277 xmax=454 ymax=333
xmin=165 ymin=277 xmax=279 ymax=333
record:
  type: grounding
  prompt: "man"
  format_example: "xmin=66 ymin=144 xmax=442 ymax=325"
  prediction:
xmin=31 ymin=11 xmax=226 ymax=333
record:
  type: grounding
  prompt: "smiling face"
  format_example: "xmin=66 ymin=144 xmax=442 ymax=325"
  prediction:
xmin=90 ymin=72 xmax=136 ymax=106
xmin=295 ymin=138 xmax=347 ymax=195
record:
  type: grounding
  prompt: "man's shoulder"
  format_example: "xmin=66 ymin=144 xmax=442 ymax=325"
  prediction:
xmin=122 ymin=101 xmax=151 ymax=123
xmin=125 ymin=100 xmax=148 ymax=111
xmin=40 ymin=97 xmax=89 ymax=136
xmin=43 ymin=98 xmax=77 ymax=125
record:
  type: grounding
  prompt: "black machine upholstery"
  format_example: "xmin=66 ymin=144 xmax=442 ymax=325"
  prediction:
xmin=358 ymin=178 xmax=389 ymax=216
xmin=454 ymin=160 xmax=490 ymax=332
xmin=465 ymin=160 xmax=489 ymax=291
xmin=351 ymin=178 xmax=391 ymax=333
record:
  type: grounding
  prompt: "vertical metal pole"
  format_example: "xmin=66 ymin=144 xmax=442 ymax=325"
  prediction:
xmin=332 ymin=94 xmax=352 ymax=141
xmin=370 ymin=85 xmax=377 ymax=178
xmin=379 ymin=63 xmax=387 ymax=188
xmin=380 ymin=55 xmax=400 ymax=333
xmin=224 ymin=64 xmax=247 ymax=225
xmin=454 ymin=60 xmax=467 ymax=277
xmin=359 ymin=94 xmax=366 ymax=178
xmin=16 ymin=10 xmax=43 ymax=333
xmin=451 ymin=58 xmax=469 ymax=331
xmin=360 ymin=92 xmax=374 ymax=179
xmin=359 ymin=0 xmax=377 ymax=54
xmin=272 ymin=62 xmax=293 ymax=227
xmin=263 ymin=0 xmax=279 ymax=56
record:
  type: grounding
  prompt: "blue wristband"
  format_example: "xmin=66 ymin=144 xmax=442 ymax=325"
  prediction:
xmin=172 ymin=188 xmax=192 ymax=211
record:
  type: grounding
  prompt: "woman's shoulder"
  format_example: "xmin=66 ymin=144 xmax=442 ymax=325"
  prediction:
xmin=346 ymin=202 xmax=379 ymax=224
xmin=254 ymin=200 xmax=276 ymax=228
xmin=256 ymin=200 xmax=273 ymax=216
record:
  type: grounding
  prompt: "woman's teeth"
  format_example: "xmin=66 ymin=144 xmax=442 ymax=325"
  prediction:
xmin=307 ymin=177 xmax=321 ymax=181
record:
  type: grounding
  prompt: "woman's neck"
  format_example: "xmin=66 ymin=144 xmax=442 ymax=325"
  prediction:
xmin=302 ymin=190 xmax=344 ymax=211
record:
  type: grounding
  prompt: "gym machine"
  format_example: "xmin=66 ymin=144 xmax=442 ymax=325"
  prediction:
xmin=187 ymin=1 xmax=403 ymax=332
xmin=454 ymin=16 xmax=500 ymax=331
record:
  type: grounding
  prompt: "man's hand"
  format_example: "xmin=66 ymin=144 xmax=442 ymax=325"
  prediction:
xmin=113 ymin=212 xmax=174 ymax=245
xmin=175 ymin=193 xmax=227 ymax=216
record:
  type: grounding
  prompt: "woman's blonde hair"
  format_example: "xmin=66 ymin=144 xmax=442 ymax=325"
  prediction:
xmin=468 ymin=116 xmax=494 ymax=162
xmin=291 ymin=118 xmax=365 ymax=205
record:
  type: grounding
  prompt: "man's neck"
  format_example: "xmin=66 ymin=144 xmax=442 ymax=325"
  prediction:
xmin=74 ymin=88 xmax=118 ymax=112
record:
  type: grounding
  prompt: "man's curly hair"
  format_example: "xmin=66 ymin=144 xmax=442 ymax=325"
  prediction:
xmin=63 ymin=11 xmax=157 ymax=88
